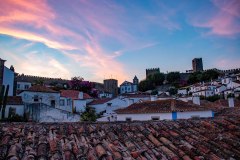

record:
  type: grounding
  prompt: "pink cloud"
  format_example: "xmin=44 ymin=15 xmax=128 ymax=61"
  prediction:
xmin=0 ymin=0 xmax=130 ymax=83
xmin=214 ymin=58 xmax=240 ymax=69
xmin=190 ymin=0 xmax=240 ymax=37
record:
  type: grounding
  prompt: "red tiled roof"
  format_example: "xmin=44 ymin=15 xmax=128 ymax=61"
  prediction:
xmin=1 ymin=116 xmax=240 ymax=159
xmin=6 ymin=96 xmax=23 ymax=105
xmin=26 ymin=85 xmax=59 ymax=93
xmin=116 ymin=99 xmax=210 ymax=114
xmin=60 ymin=90 xmax=92 ymax=99
xmin=61 ymin=90 xmax=79 ymax=99
xmin=88 ymin=98 xmax=114 ymax=105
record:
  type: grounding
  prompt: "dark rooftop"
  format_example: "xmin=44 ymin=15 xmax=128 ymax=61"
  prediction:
xmin=0 ymin=115 xmax=240 ymax=159
xmin=116 ymin=99 xmax=210 ymax=114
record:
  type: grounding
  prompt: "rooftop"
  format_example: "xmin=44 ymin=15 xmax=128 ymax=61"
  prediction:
xmin=88 ymin=98 xmax=114 ymax=105
xmin=6 ymin=96 xmax=23 ymax=105
xmin=25 ymin=85 xmax=59 ymax=93
xmin=116 ymin=99 xmax=209 ymax=114
xmin=0 ymin=116 xmax=240 ymax=159
xmin=60 ymin=90 xmax=92 ymax=99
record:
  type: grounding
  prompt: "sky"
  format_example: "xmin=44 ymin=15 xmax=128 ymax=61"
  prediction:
xmin=0 ymin=0 xmax=240 ymax=84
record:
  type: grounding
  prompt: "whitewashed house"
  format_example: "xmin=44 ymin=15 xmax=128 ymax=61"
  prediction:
xmin=227 ymin=80 xmax=240 ymax=89
xmin=88 ymin=97 xmax=130 ymax=114
xmin=3 ymin=96 xmax=24 ymax=118
xmin=0 ymin=58 xmax=14 ymax=96
xmin=178 ymin=88 xmax=188 ymax=95
xmin=115 ymin=99 xmax=213 ymax=121
xmin=17 ymin=81 xmax=32 ymax=91
xmin=18 ymin=85 xmax=60 ymax=107
xmin=59 ymin=90 xmax=93 ymax=113
xmin=215 ymin=85 xmax=227 ymax=95
xmin=120 ymin=76 xmax=139 ymax=94
xmin=121 ymin=93 xmax=151 ymax=103
xmin=98 ymin=91 xmax=113 ymax=98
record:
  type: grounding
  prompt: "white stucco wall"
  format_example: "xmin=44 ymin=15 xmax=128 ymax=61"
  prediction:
xmin=17 ymin=82 xmax=32 ymax=90
xmin=90 ymin=98 xmax=130 ymax=114
xmin=178 ymin=89 xmax=188 ymax=95
xmin=57 ymin=97 xmax=72 ymax=112
xmin=74 ymin=100 xmax=86 ymax=113
xmin=19 ymin=91 xmax=60 ymax=107
xmin=39 ymin=107 xmax=80 ymax=122
xmin=117 ymin=113 xmax=172 ymax=121
xmin=3 ymin=67 xmax=14 ymax=96
xmin=5 ymin=105 xmax=24 ymax=117
xmin=177 ymin=110 xmax=212 ymax=119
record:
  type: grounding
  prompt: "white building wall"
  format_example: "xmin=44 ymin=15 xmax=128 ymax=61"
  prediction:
xmin=58 ymin=97 xmax=72 ymax=112
xmin=117 ymin=113 xmax=172 ymax=121
xmin=17 ymin=82 xmax=32 ymax=90
xmin=90 ymin=98 xmax=130 ymax=114
xmin=19 ymin=91 xmax=60 ymax=107
xmin=5 ymin=105 xmax=24 ymax=117
xmin=3 ymin=67 xmax=14 ymax=96
xmin=177 ymin=110 xmax=212 ymax=119
xmin=39 ymin=107 xmax=80 ymax=122
xmin=74 ymin=100 xmax=86 ymax=113
xmin=178 ymin=89 xmax=188 ymax=95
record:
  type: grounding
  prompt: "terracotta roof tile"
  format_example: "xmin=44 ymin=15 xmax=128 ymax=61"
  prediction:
xmin=6 ymin=96 xmax=23 ymax=105
xmin=60 ymin=90 xmax=92 ymax=99
xmin=88 ymin=98 xmax=114 ymax=105
xmin=116 ymin=99 xmax=209 ymax=114
xmin=1 ymin=116 xmax=240 ymax=159
xmin=26 ymin=85 xmax=59 ymax=93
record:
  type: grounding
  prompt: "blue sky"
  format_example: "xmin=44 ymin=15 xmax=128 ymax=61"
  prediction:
xmin=0 ymin=0 xmax=240 ymax=83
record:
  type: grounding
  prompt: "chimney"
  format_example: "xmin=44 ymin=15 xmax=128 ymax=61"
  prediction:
xmin=192 ymin=96 xmax=200 ymax=105
xmin=171 ymin=99 xmax=176 ymax=110
xmin=228 ymin=97 xmax=234 ymax=108
xmin=79 ymin=92 xmax=83 ymax=99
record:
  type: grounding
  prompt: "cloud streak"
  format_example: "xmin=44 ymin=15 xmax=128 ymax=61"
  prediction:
xmin=190 ymin=0 xmax=240 ymax=37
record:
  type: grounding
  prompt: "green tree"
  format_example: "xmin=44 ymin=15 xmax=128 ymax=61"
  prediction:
xmin=168 ymin=87 xmax=178 ymax=95
xmin=166 ymin=72 xmax=180 ymax=84
xmin=138 ymin=79 xmax=154 ymax=92
xmin=80 ymin=106 xmax=97 ymax=122
xmin=147 ymin=73 xmax=165 ymax=86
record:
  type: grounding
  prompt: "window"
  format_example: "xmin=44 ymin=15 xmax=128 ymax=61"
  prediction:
xmin=191 ymin=115 xmax=200 ymax=119
xmin=24 ymin=85 xmax=29 ymax=89
xmin=9 ymin=107 xmax=16 ymax=117
xmin=33 ymin=95 xmax=39 ymax=102
xmin=60 ymin=99 xmax=65 ymax=106
xmin=151 ymin=116 xmax=160 ymax=121
xmin=17 ymin=84 xmax=20 ymax=89
xmin=67 ymin=99 xmax=71 ymax=106
xmin=51 ymin=100 xmax=56 ymax=107
xmin=126 ymin=117 xmax=132 ymax=121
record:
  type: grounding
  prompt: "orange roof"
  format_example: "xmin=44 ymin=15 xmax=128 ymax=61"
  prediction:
xmin=116 ymin=99 xmax=210 ymax=114
xmin=26 ymin=85 xmax=58 ymax=93
xmin=60 ymin=90 xmax=92 ymax=99
xmin=6 ymin=96 xmax=23 ymax=105
xmin=88 ymin=98 xmax=114 ymax=105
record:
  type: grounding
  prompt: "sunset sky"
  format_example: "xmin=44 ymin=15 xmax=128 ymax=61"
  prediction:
xmin=0 ymin=0 xmax=240 ymax=83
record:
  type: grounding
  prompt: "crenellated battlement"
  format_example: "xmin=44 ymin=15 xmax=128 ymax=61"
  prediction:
xmin=146 ymin=68 xmax=160 ymax=78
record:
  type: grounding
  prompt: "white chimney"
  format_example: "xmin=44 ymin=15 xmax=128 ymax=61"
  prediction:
xmin=228 ymin=97 xmax=234 ymax=108
xmin=192 ymin=96 xmax=200 ymax=105
xmin=151 ymin=95 xmax=157 ymax=101
xmin=79 ymin=92 xmax=83 ymax=99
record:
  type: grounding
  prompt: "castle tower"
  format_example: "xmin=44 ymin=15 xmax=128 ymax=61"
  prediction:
xmin=192 ymin=58 xmax=203 ymax=72
xmin=146 ymin=68 xmax=160 ymax=78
